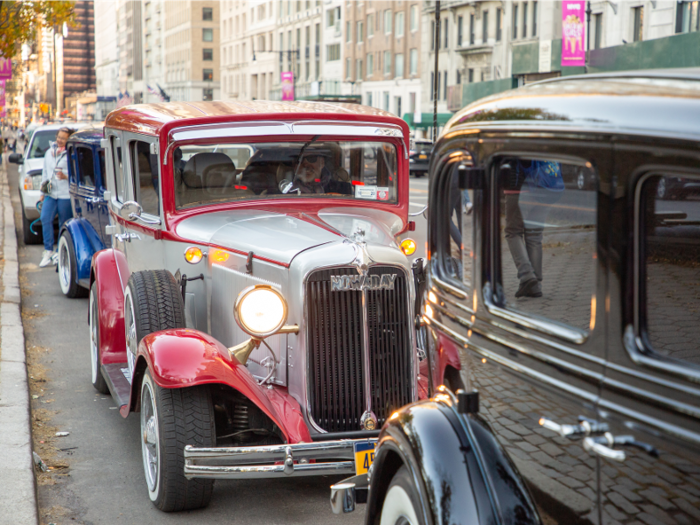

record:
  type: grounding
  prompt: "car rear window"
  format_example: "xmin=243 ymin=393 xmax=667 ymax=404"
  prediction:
xmin=641 ymin=173 xmax=700 ymax=365
xmin=173 ymin=140 xmax=399 ymax=209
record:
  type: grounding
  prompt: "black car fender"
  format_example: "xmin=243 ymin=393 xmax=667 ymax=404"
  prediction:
xmin=366 ymin=398 xmax=486 ymax=525
xmin=366 ymin=395 xmax=540 ymax=525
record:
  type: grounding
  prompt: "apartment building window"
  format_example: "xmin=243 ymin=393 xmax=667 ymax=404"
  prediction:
xmin=356 ymin=59 xmax=363 ymax=80
xmin=523 ymin=2 xmax=528 ymax=38
xmin=203 ymin=7 xmax=213 ymax=21
xmin=431 ymin=21 xmax=435 ymax=50
xmin=279 ymin=33 xmax=283 ymax=72
xmin=383 ymin=91 xmax=390 ymax=111
xmin=383 ymin=10 xmax=391 ymax=34
xmin=483 ymin=10 xmax=489 ymax=43
xmin=346 ymin=21 xmax=352 ymax=42
xmin=327 ymin=44 xmax=340 ymax=61
xmin=395 ymin=53 xmax=404 ymax=78
xmin=676 ymin=1 xmax=699 ymax=33
xmin=368 ymin=14 xmax=374 ymax=37
xmin=306 ymin=26 xmax=311 ymax=80
xmin=409 ymin=48 xmax=417 ymax=75
xmin=469 ymin=13 xmax=475 ymax=45
xmin=633 ymin=6 xmax=644 ymax=41
xmin=367 ymin=92 xmax=373 ymax=106
xmin=367 ymin=53 xmax=373 ymax=77
xmin=384 ymin=50 xmax=391 ymax=75
xmin=444 ymin=18 xmax=449 ymax=47
xmin=203 ymin=48 xmax=213 ymax=61
xmin=346 ymin=58 xmax=351 ymax=79
xmin=358 ymin=21 xmax=364 ymax=42
xmin=496 ymin=8 xmax=503 ymax=41
xmin=395 ymin=96 xmax=402 ymax=118
xmin=430 ymin=72 xmax=434 ymax=100
xmin=443 ymin=70 xmax=447 ymax=100
xmin=513 ymin=4 xmax=519 ymax=39
xmin=437 ymin=71 xmax=441 ymax=100
xmin=468 ymin=68 xmax=474 ymax=83
xmin=327 ymin=6 xmax=340 ymax=27
xmin=458 ymin=16 xmax=463 ymax=46
xmin=533 ymin=2 xmax=538 ymax=36
xmin=410 ymin=5 xmax=418 ymax=32
xmin=203 ymin=88 xmax=213 ymax=101
xmin=203 ymin=69 xmax=213 ymax=81
xmin=296 ymin=28 xmax=301 ymax=73
xmin=457 ymin=70 xmax=461 ymax=84
xmin=594 ymin=13 xmax=603 ymax=48
xmin=315 ymin=23 xmax=320 ymax=79
xmin=409 ymin=92 xmax=416 ymax=113
xmin=203 ymin=28 xmax=213 ymax=42
xmin=396 ymin=12 xmax=404 ymax=37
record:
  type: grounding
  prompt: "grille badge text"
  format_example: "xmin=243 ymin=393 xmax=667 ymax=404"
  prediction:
xmin=331 ymin=273 xmax=397 ymax=292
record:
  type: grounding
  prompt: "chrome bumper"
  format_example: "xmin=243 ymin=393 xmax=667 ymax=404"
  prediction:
xmin=184 ymin=439 xmax=368 ymax=480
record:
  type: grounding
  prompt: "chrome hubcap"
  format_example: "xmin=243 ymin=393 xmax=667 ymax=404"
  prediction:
xmin=141 ymin=383 xmax=158 ymax=492
xmin=59 ymin=242 xmax=70 ymax=290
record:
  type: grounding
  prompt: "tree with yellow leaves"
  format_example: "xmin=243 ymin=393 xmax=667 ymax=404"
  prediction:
xmin=0 ymin=1 xmax=76 ymax=59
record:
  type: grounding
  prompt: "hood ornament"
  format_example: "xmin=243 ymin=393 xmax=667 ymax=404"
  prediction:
xmin=330 ymin=241 xmax=397 ymax=292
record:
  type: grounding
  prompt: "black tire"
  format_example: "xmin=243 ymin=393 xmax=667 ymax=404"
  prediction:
xmin=21 ymin=206 xmax=42 ymax=245
xmin=58 ymin=230 xmax=88 ymax=298
xmin=380 ymin=466 xmax=425 ymax=525
xmin=89 ymin=281 xmax=110 ymax=394
xmin=140 ymin=368 xmax=215 ymax=512
xmin=125 ymin=270 xmax=213 ymax=511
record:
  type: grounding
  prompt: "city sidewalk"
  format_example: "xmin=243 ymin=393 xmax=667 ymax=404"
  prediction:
xmin=0 ymin=156 xmax=38 ymax=524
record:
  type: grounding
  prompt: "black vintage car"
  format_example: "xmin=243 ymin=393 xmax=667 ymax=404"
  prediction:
xmin=408 ymin=139 xmax=433 ymax=178
xmin=331 ymin=68 xmax=700 ymax=525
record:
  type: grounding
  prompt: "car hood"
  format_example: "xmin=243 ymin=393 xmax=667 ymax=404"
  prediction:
xmin=23 ymin=158 xmax=44 ymax=173
xmin=176 ymin=207 xmax=403 ymax=266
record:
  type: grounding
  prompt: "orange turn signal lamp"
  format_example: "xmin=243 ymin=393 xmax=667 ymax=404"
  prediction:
xmin=400 ymin=238 xmax=416 ymax=256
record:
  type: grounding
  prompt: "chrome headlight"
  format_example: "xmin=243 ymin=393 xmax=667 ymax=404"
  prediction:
xmin=234 ymin=285 xmax=288 ymax=338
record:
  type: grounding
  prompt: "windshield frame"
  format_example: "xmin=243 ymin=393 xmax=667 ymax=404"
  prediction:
xmin=165 ymin=134 xmax=407 ymax=215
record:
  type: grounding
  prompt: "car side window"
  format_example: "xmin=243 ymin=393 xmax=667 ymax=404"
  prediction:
xmin=76 ymin=147 xmax=95 ymax=188
xmin=130 ymin=140 xmax=160 ymax=217
xmin=496 ymin=157 xmax=597 ymax=333
xmin=437 ymin=161 xmax=473 ymax=292
xmin=641 ymin=173 xmax=700 ymax=366
xmin=111 ymin=136 xmax=125 ymax=201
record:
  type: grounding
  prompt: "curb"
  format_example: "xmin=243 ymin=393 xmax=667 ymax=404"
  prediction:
xmin=0 ymin=164 xmax=38 ymax=524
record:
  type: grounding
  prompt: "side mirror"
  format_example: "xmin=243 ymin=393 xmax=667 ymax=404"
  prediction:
xmin=118 ymin=200 xmax=142 ymax=220
xmin=458 ymin=164 xmax=485 ymax=190
xmin=8 ymin=153 xmax=23 ymax=164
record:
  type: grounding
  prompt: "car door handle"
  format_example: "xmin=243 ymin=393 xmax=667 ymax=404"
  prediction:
xmin=115 ymin=232 xmax=141 ymax=242
xmin=583 ymin=435 xmax=627 ymax=462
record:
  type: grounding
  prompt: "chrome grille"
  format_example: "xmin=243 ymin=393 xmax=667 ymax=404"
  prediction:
xmin=306 ymin=266 xmax=412 ymax=433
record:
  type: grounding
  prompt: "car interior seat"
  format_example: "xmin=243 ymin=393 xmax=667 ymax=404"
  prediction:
xmin=180 ymin=152 xmax=235 ymax=206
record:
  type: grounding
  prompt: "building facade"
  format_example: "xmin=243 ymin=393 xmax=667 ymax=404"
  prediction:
xmin=344 ymin=1 xmax=423 ymax=120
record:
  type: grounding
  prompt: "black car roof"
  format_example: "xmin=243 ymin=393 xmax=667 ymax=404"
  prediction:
xmin=443 ymin=68 xmax=700 ymax=142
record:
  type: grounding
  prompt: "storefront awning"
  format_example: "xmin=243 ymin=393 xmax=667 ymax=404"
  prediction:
xmin=402 ymin=112 xmax=453 ymax=130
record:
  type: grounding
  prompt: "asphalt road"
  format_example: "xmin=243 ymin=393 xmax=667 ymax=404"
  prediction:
xmin=10 ymin=162 xmax=429 ymax=525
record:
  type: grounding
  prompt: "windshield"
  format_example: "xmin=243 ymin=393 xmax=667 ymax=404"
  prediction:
xmin=27 ymin=130 xmax=57 ymax=159
xmin=174 ymin=141 xmax=399 ymax=209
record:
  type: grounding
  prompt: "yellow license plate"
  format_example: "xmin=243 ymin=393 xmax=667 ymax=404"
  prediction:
xmin=354 ymin=441 xmax=377 ymax=475
xmin=419 ymin=154 xmax=427 ymax=159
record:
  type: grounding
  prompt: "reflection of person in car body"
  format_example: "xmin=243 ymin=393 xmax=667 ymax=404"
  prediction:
xmin=291 ymin=151 xmax=352 ymax=195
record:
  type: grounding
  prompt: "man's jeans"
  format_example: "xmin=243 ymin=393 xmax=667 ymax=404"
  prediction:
xmin=40 ymin=196 xmax=72 ymax=251
xmin=504 ymin=188 xmax=562 ymax=291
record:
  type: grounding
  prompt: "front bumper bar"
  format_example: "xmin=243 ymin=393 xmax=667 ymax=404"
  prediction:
xmin=184 ymin=439 xmax=368 ymax=480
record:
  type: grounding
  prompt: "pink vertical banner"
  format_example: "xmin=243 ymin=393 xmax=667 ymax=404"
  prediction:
xmin=281 ymin=71 xmax=294 ymax=101
xmin=0 ymin=58 xmax=11 ymax=80
xmin=0 ymin=80 xmax=5 ymax=118
xmin=562 ymin=1 xmax=586 ymax=67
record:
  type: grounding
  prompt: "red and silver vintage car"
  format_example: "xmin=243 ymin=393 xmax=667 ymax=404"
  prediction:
xmin=88 ymin=101 xmax=425 ymax=511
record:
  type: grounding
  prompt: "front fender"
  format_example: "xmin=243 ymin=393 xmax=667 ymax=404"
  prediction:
xmin=91 ymin=249 xmax=129 ymax=366
xmin=367 ymin=396 xmax=540 ymax=525
xmin=62 ymin=218 xmax=106 ymax=282
xmin=131 ymin=328 xmax=311 ymax=444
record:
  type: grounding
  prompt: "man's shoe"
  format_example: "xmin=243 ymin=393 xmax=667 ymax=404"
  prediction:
xmin=39 ymin=250 xmax=55 ymax=268
xmin=515 ymin=278 xmax=542 ymax=298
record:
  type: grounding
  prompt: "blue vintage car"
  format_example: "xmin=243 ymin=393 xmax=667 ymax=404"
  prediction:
xmin=57 ymin=130 xmax=110 ymax=298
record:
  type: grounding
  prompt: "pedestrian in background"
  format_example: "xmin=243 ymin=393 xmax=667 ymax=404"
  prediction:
xmin=38 ymin=127 xmax=74 ymax=267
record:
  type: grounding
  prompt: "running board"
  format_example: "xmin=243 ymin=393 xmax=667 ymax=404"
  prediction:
xmin=102 ymin=363 xmax=131 ymax=409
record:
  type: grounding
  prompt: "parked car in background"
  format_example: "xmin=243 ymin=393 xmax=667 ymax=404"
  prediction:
xmin=57 ymin=130 xmax=109 ymax=298
xmin=8 ymin=122 xmax=94 ymax=244
xmin=90 ymin=101 xmax=425 ymax=512
xmin=408 ymin=138 xmax=432 ymax=178
xmin=331 ymin=69 xmax=700 ymax=525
